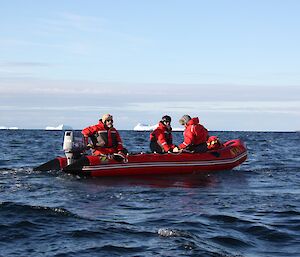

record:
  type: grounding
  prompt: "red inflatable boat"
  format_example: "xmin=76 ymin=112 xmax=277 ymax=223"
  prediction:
xmin=34 ymin=139 xmax=247 ymax=177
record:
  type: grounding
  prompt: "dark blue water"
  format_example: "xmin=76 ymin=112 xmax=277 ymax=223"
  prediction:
xmin=0 ymin=130 xmax=299 ymax=257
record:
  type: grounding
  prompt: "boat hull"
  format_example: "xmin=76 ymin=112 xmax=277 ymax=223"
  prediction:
xmin=83 ymin=155 xmax=246 ymax=177
xmin=60 ymin=139 xmax=247 ymax=177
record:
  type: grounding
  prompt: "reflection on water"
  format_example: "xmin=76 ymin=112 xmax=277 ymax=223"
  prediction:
xmin=81 ymin=173 xmax=219 ymax=189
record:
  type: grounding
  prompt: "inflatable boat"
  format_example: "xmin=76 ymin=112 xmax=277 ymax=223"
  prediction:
xmin=34 ymin=131 xmax=247 ymax=177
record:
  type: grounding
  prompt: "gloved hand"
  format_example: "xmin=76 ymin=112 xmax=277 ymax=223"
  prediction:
xmin=172 ymin=147 xmax=181 ymax=153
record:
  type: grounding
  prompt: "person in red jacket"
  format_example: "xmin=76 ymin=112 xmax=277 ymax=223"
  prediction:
xmin=150 ymin=115 xmax=176 ymax=154
xmin=175 ymin=115 xmax=209 ymax=153
xmin=81 ymin=114 xmax=125 ymax=156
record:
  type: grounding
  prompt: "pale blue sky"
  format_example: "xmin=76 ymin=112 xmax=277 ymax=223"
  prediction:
xmin=1 ymin=0 xmax=300 ymax=131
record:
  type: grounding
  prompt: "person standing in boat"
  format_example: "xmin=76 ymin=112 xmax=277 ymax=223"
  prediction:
xmin=82 ymin=114 xmax=125 ymax=156
xmin=150 ymin=115 xmax=176 ymax=154
xmin=174 ymin=115 xmax=209 ymax=153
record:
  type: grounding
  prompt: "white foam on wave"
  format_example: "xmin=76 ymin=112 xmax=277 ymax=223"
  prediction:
xmin=158 ymin=228 xmax=182 ymax=237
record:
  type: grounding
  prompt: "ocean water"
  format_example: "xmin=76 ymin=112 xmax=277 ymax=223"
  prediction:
xmin=0 ymin=130 xmax=299 ymax=257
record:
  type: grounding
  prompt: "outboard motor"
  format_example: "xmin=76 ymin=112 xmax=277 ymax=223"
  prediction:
xmin=63 ymin=131 xmax=74 ymax=165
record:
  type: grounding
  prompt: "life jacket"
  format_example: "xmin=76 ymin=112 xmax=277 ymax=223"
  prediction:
xmin=94 ymin=129 xmax=119 ymax=148
xmin=82 ymin=120 xmax=123 ymax=152
xmin=150 ymin=122 xmax=174 ymax=152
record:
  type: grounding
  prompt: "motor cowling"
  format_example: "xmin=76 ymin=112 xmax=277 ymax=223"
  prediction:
xmin=63 ymin=131 xmax=74 ymax=165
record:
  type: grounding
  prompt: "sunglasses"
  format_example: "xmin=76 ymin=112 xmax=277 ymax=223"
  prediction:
xmin=106 ymin=119 xmax=113 ymax=122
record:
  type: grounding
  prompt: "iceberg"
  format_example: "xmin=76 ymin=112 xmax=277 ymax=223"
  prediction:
xmin=0 ymin=126 xmax=19 ymax=130
xmin=172 ymin=127 xmax=184 ymax=132
xmin=133 ymin=123 xmax=183 ymax=131
xmin=45 ymin=124 xmax=73 ymax=131
xmin=133 ymin=123 xmax=158 ymax=131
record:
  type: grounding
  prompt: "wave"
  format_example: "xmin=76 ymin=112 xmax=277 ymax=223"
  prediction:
xmin=244 ymin=225 xmax=294 ymax=242
xmin=0 ymin=201 xmax=79 ymax=219
xmin=52 ymin=245 xmax=145 ymax=257
xmin=157 ymin=227 xmax=248 ymax=257
xmin=211 ymin=235 xmax=253 ymax=248
xmin=158 ymin=228 xmax=192 ymax=238
xmin=208 ymin=214 xmax=252 ymax=224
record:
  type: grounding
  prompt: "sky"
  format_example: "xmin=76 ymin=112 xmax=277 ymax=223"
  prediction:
xmin=1 ymin=0 xmax=300 ymax=131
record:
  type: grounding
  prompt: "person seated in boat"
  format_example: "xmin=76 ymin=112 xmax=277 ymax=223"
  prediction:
xmin=82 ymin=114 xmax=126 ymax=156
xmin=149 ymin=115 xmax=176 ymax=154
xmin=173 ymin=115 xmax=209 ymax=153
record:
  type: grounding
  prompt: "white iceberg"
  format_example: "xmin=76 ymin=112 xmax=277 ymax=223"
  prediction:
xmin=45 ymin=124 xmax=73 ymax=131
xmin=0 ymin=126 xmax=19 ymax=130
xmin=172 ymin=127 xmax=184 ymax=132
xmin=133 ymin=123 xmax=158 ymax=131
xmin=133 ymin=123 xmax=183 ymax=131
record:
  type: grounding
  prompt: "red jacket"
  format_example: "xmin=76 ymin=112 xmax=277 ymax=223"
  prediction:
xmin=82 ymin=120 xmax=123 ymax=155
xmin=150 ymin=122 xmax=175 ymax=152
xmin=179 ymin=117 xmax=208 ymax=149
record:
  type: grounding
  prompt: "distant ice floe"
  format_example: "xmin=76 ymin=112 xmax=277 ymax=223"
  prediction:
xmin=0 ymin=126 xmax=19 ymax=130
xmin=133 ymin=123 xmax=183 ymax=131
xmin=172 ymin=127 xmax=184 ymax=131
xmin=133 ymin=123 xmax=158 ymax=131
xmin=45 ymin=124 xmax=73 ymax=130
